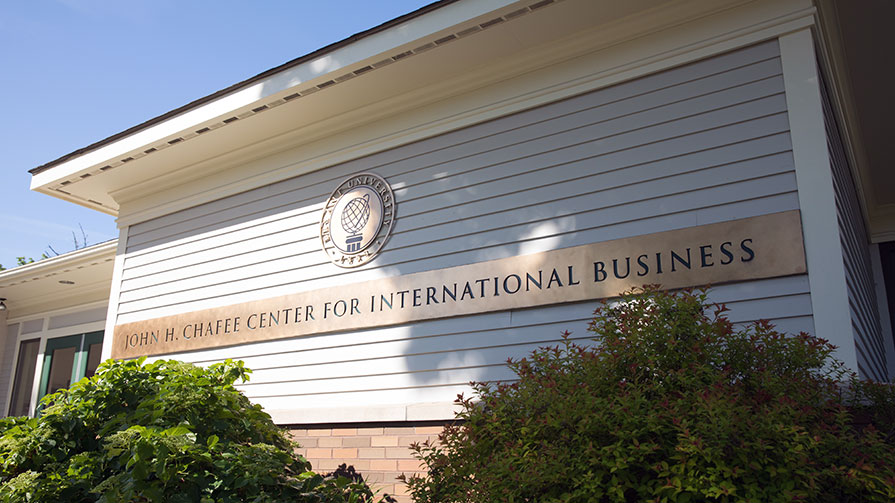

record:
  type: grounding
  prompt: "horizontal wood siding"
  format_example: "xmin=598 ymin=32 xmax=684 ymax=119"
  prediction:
xmin=118 ymin=40 xmax=814 ymax=412
xmin=821 ymin=70 xmax=887 ymax=381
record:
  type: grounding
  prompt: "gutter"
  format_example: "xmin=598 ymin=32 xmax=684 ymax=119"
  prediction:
xmin=0 ymin=240 xmax=118 ymax=284
xmin=28 ymin=0 xmax=460 ymax=176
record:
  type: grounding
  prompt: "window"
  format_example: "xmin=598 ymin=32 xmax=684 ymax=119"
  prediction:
xmin=7 ymin=339 xmax=40 ymax=417
xmin=37 ymin=331 xmax=103 ymax=406
xmin=6 ymin=330 xmax=104 ymax=417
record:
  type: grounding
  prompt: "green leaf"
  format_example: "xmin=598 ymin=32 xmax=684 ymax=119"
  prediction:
xmin=0 ymin=358 xmax=380 ymax=502
xmin=164 ymin=424 xmax=192 ymax=436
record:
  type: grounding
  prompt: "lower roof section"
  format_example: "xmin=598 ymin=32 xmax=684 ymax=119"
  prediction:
xmin=0 ymin=240 xmax=116 ymax=321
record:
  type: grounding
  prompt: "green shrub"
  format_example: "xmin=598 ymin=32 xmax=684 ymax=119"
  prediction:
xmin=402 ymin=286 xmax=895 ymax=503
xmin=0 ymin=358 xmax=387 ymax=503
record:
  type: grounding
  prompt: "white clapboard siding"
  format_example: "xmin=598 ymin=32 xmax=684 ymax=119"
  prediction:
xmin=125 ymin=41 xmax=783 ymax=249
xmin=249 ymin=386 xmax=472 ymax=413
xmin=169 ymin=274 xmax=810 ymax=367
xmin=821 ymin=71 xmax=887 ymax=381
xmin=117 ymin=132 xmax=797 ymax=308
xmin=119 ymin=153 xmax=794 ymax=302
xmin=234 ymin=282 xmax=813 ymax=406
xmin=121 ymin=41 xmax=818 ymax=415
xmin=121 ymin=126 xmax=794 ymax=291
xmin=121 ymin=87 xmax=790 ymax=275
xmin=149 ymin=274 xmax=812 ymax=409
xmin=234 ymin=292 xmax=812 ymax=389
xmin=161 ymin=276 xmax=813 ymax=410
xmin=117 ymin=169 xmax=799 ymax=315
xmin=121 ymin=61 xmax=782 ymax=260
xmin=121 ymin=91 xmax=791 ymax=280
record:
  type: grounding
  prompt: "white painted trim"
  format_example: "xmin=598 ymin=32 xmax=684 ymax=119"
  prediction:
xmin=779 ymin=28 xmax=856 ymax=372
xmin=0 ymin=241 xmax=117 ymax=284
xmin=6 ymin=285 xmax=112 ymax=323
xmin=115 ymin=0 xmax=816 ymax=226
xmin=14 ymin=320 xmax=107 ymax=417
xmin=3 ymin=300 xmax=107 ymax=417
xmin=869 ymin=204 xmax=895 ymax=243
xmin=102 ymin=226 xmax=129 ymax=362
xmin=0 ymin=239 xmax=115 ymax=320
xmin=27 ymin=337 xmax=46 ymax=418
xmin=28 ymin=0 xmax=524 ymax=192
xmin=5 ymin=299 xmax=110 ymax=326
xmin=17 ymin=321 xmax=106 ymax=343
xmin=267 ymin=401 xmax=462 ymax=425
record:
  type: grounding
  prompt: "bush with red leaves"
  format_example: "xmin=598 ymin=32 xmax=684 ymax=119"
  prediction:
xmin=403 ymin=286 xmax=895 ymax=503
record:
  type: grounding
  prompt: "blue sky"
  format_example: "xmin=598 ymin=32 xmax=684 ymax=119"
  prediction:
xmin=0 ymin=0 xmax=432 ymax=270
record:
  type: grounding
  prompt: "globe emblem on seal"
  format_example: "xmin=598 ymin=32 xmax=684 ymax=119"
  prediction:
xmin=320 ymin=173 xmax=396 ymax=268
xmin=341 ymin=194 xmax=371 ymax=252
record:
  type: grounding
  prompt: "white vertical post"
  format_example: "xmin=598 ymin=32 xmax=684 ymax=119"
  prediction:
xmin=101 ymin=225 xmax=129 ymax=362
xmin=779 ymin=28 xmax=857 ymax=372
xmin=29 ymin=336 xmax=46 ymax=418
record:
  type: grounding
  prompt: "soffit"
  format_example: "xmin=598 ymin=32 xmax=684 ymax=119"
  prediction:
xmin=816 ymin=0 xmax=895 ymax=242
xmin=25 ymin=0 xmax=681 ymax=217
xmin=0 ymin=241 xmax=116 ymax=319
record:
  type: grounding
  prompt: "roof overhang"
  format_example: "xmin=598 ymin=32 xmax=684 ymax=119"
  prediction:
xmin=0 ymin=240 xmax=116 ymax=320
xmin=31 ymin=0 xmax=569 ymax=216
xmin=32 ymin=0 xmax=858 ymax=234
xmin=814 ymin=0 xmax=895 ymax=243
xmin=29 ymin=0 xmax=743 ymax=222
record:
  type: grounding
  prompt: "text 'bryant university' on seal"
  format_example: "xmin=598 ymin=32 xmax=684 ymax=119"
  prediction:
xmin=319 ymin=172 xmax=396 ymax=268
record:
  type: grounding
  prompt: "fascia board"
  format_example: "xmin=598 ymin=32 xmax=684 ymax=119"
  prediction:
xmin=29 ymin=0 xmax=520 ymax=192
xmin=0 ymin=240 xmax=118 ymax=284
xmin=113 ymin=0 xmax=816 ymax=226
xmin=869 ymin=204 xmax=895 ymax=243
xmin=5 ymin=283 xmax=112 ymax=323
xmin=5 ymin=299 xmax=109 ymax=327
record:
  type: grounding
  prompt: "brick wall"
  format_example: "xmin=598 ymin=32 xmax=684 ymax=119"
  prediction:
xmin=289 ymin=421 xmax=448 ymax=502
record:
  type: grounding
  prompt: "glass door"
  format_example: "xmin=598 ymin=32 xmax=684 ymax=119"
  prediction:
xmin=37 ymin=331 xmax=103 ymax=406
xmin=7 ymin=339 xmax=41 ymax=416
xmin=81 ymin=332 xmax=103 ymax=379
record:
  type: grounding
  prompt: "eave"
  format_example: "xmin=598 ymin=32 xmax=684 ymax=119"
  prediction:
xmin=0 ymin=240 xmax=117 ymax=320
xmin=28 ymin=0 xmax=537 ymax=217
xmin=29 ymin=0 xmax=822 ymax=230
xmin=814 ymin=0 xmax=895 ymax=243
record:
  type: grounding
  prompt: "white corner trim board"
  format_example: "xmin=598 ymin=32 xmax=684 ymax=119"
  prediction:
xmin=779 ymin=28 xmax=856 ymax=372
xmin=101 ymin=226 xmax=129 ymax=362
